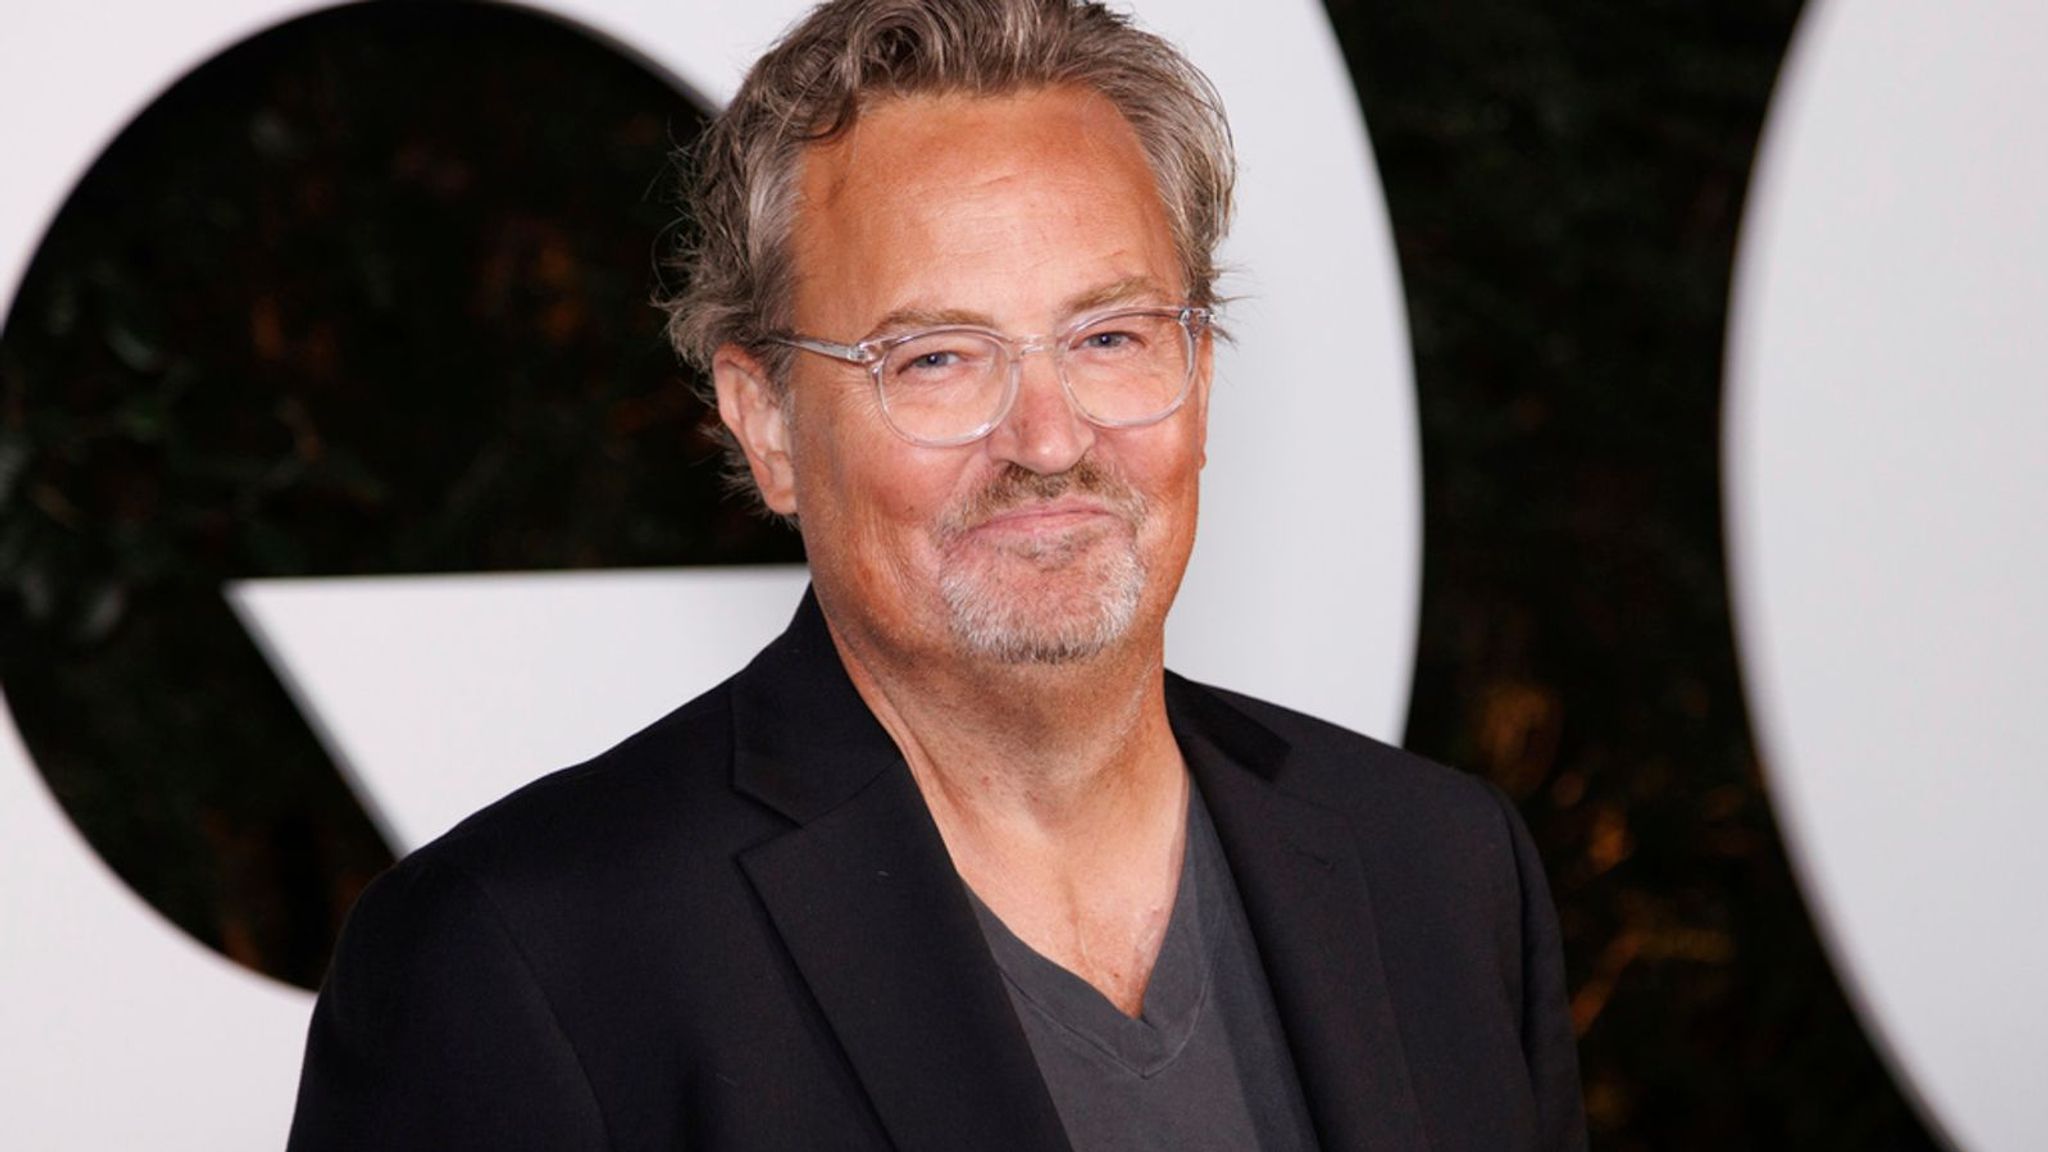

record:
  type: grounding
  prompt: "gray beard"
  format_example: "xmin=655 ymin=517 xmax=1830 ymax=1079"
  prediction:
xmin=937 ymin=527 xmax=1146 ymax=665
xmin=932 ymin=460 xmax=1152 ymax=665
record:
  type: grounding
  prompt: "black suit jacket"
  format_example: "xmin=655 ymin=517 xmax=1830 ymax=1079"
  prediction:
xmin=288 ymin=592 xmax=1587 ymax=1151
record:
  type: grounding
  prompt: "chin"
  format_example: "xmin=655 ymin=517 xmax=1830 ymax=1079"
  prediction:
xmin=937 ymin=533 xmax=1147 ymax=665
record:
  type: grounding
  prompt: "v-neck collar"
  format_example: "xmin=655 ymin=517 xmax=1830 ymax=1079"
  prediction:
xmin=965 ymin=787 xmax=1225 ymax=1079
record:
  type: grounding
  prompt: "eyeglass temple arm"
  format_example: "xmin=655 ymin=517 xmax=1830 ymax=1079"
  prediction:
xmin=771 ymin=335 xmax=872 ymax=365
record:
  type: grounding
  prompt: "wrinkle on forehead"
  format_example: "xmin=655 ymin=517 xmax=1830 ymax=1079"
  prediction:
xmin=790 ymin=87 xmax=1167 ymax=291
xmin=783 ymin=87 xmax=1183 ymax=358
xmin=800 ymin=85 xmax=1146 ymax=208
xmin=861 ymin=277 xmax=1177 ymax=341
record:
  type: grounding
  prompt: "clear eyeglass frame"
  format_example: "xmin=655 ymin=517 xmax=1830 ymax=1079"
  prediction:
xmin=768 ymin=304 xmax=1213 ymax=448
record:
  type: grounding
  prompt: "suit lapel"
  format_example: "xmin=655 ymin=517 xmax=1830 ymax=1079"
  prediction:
xmin=1170 ymin=678 xmax=1430 ymax=1152
xmin=729 ymin=594 xmax=1072 ymax=1152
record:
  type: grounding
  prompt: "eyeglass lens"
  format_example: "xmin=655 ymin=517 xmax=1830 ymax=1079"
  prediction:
xmin=878 ymin=311 xmax=1194 ymax=444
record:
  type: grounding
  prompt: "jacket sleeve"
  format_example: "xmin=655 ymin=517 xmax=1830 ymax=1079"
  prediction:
xmin=286 ymin=855 xmax=611 ymax=1152
xmin=1489 ymin=785 xmax=1591 ymax=1152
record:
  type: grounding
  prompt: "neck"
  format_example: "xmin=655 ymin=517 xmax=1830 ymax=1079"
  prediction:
xmin=826 ymin=613 xmax=1180 ymax=824
xmin=825 ymin=613 xmax=1190 ymax=1014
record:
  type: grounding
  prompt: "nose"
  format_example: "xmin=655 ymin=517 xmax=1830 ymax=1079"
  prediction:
xmin=984 ymin=347 xmax=1095 ymax=474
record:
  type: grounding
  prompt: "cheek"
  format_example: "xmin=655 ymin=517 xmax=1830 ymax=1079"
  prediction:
xmin=1127 ymin=425 xmax=1205 ymax=500
xmin=797 ymin=421 xmax=961 ymax=565
xmin=1126 ymin=433 xmax=1206 ymax=559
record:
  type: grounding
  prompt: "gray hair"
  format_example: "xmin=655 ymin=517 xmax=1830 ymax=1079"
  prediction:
xmin=659 ymin=0 xmax=1236 ymax=497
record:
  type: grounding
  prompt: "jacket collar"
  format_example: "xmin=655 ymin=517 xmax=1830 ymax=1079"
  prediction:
xmin=728 ymin=587 xmax=900 ymax=824
xmin=1170 ymin=677 xmax=1430 ymax=1152
xmin=729 ymin=591 xmax=1425 ymax=1152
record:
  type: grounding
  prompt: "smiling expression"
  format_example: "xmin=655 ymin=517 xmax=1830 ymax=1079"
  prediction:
xmin=717 ymin=86 xmax=1212 ymax=671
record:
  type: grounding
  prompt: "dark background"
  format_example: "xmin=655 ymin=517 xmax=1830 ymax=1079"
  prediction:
xmin=0 ymin=1 xmax=1944 ymax=1148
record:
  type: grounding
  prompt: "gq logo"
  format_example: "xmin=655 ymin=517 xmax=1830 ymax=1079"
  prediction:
xmin=0 ymin=1 xmax=1419 ymax=1147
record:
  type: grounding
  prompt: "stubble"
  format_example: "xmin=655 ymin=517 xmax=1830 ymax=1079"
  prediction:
xmin=933 ymin=459 xmax=1150 ymax=665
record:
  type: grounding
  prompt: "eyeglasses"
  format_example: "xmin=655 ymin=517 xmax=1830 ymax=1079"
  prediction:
xmin=769 ymin=305 xmax=1211 ymax=448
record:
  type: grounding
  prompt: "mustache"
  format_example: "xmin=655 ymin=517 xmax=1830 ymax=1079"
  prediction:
xmin=937 ymin=459 xmax=1148 ymax=540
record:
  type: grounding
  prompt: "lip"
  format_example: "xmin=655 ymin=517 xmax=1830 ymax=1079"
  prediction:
xmin=963 ymin=497 xmax=1120 ymax=536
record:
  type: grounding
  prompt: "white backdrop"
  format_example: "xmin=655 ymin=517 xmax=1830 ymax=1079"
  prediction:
xmin=0 ymin=1 xmax=1419 ymax=1146
xmin=1726 ymin=2 xmax=2048 ymax=1150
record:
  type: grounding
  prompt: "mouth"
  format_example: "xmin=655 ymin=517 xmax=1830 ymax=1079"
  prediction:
xmin=942 ymin=501 xmax=1124 ymax=568
xmin=937 ymin=460 xmax=1148 ymax=551
xmin=968 ymin=496 xmax=1119 ymax=536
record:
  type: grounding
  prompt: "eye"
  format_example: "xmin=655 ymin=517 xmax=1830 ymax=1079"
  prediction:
xmin=1079 ymin=329 xmax=1137 ymax=351
xmin=1069 ymin=313 xmax=1171 ymax=361
xmin=883 ymin=332 xmax=999 ymax=388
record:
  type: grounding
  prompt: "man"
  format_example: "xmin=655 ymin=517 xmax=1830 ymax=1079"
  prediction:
xmin=288 ymin=1 xmax=1586 ymax=1149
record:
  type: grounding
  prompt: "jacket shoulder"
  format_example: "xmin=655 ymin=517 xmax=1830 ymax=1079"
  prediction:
xmin=1172 ymin=673 xmax=1506 ymax=828
xmin=1173 ymin=675 xmax=1589 ymax=1149
xmin=399 ymin=675 xmax=768 ymax=889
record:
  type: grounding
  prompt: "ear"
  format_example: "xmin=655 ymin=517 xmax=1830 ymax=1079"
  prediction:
xmin=712 ymin=344 xmax=799 ymax=516
xmin=1191 ymin=327 xmax=1215 ymax=470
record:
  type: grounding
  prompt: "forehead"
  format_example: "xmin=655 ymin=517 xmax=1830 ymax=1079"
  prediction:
xmin=786 ymin=86 xmax=1180 ymax=331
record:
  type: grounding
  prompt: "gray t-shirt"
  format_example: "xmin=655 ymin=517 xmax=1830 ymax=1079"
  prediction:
xmin=969 ymin=786 xmax=1320 ymax=1152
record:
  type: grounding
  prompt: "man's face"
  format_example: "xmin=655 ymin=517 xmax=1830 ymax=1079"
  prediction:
xmin=717 ymin=86 xmax=1211 ymax=670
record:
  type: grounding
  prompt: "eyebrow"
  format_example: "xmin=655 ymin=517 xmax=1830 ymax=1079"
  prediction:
xmin=1060 ymin=276 xmax=1171 ymax=317
xmin=859 ymin=276 xmax=1176 ymax=341
xmin=863 ymin=306 xmax=993 ymax=339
